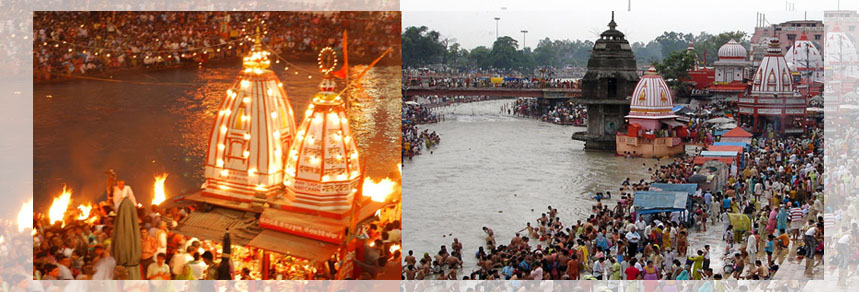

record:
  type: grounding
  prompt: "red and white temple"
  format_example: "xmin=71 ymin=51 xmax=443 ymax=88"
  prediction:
xmin=616 ymin=66 xmax=686 ymax=158
xmin=738 ymin=39 xmax=806 ymax=135
xmin=281 ymin=67 xmax=362 ymax=218
xmin=202 ymin=33 xmax=297 ymax=200
xmin=785 ymin=32 xmax=824 ymax=84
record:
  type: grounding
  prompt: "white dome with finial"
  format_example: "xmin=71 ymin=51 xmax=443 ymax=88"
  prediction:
xmin=825 ymin=24 xmax=859 ymax=76
xmin=626 ymin=66 xmax=677 ymax=119
xmin=718 ymin=39 xmax=747 ymax=60
xmin=785 ymin=32 xmax=823 ymax=82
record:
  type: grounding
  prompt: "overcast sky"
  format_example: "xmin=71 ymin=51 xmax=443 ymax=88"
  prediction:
xmin=402 ymin=0 xmax=841 ymax=50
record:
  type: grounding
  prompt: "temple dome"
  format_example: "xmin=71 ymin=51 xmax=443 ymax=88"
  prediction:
xmin=626 ymin=66 xmax=677 ymax=119
xmin=785 ymin=33 xmax=823 ymax=82
xmin=718 ymin=39 xmax=747 ymax=60
xmin=825 ymin=24 xmax=859 ymax=74
xmin=282 ymin=75 xmax=361 ymax=216
xmin=751 ymin=39 xmax=793 ymax=94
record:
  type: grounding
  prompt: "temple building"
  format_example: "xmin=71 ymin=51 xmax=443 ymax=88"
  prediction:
xmin=685 ymin=42 xmax=716 ymax=92
xmin=785 ymin=32 xmax=824 ymax=84
xmin=616 ymin=66 xmax=686 ymax=158
xmin=738 ymin=39 xmax=806 ymax=135
xmin=202 ymin=33 xmax=297 ymax=200
xmin=281 ymin=73 xmax=362 ymax=218
xmin=710 ymin=39 xmax=752 ymax=99
xmin=825 ymin=24 xmax=859 ymax=78
xmin=572 ymin=12 xmax=640 ymax=150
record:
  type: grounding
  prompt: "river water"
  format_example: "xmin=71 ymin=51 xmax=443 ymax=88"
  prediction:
xmin=33 ymin=62 xmax=401 ymax=210
xmin=402 ymin=99 xmax=661 ymax=273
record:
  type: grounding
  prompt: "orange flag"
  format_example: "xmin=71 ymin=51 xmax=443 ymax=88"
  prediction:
xmin=332 ymin=30 xmax=349 ymax=79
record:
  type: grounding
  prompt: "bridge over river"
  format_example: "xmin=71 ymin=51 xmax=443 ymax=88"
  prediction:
xmin=402 ymin=86 xmax=582 ymax=99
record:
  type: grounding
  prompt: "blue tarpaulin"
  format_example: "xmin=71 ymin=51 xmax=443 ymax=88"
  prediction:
xmin=649 ymin=183 xmax=698 ymax=195
xmin=633 ymin=191 xmax=688 ymax=210
xmin=713 ymin=141 xmax=749 ymax=150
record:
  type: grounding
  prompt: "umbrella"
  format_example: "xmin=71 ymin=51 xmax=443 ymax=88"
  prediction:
xmin=688 ymin=174 xmax=707 ymax=183
xmin=111 ymin=197 xmax=142 ymax=280
xmin=717 ymin=123 xmax=738 ymax=130
xmin=706 ymin=117 xmax=733 ymax=124
xmin=217 ymin=228 xmax=233 ymax=280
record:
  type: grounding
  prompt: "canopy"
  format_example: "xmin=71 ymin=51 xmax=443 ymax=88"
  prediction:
xmin=706 ymin=145 xmax=744 ymax=153
xmin=727 ymin=213 xmax=751 ymax=231
xmin=721 ymin=127 xmax=753 ymax=138
xmin=713 ymin=142 xmax=749 ymax=148
xmin=661 ymin=119 xmax=685 ymax=127
xmin=404 ymin=101 xmax=419 ymax=105
xmin=706 ymin=117 xmax=734 ymax=124
xmin=633 ymin=191 xmax=689 ymax=211
xmin=111 ymin=197 xmax=142 ymax=280
xmin=649 ymin=183 xmax=698 ymax=195
xmin=693 ymin=156 xmax=734 ymax=165
xmin=700 ymin=151 xmax=739 ymax=157
xmin=717 ymin=123 xmax=737 ymax=130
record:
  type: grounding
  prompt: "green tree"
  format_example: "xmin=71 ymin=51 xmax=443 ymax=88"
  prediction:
xmin=468 ymin=46 xmax=491 ymax=68
xmin=487 ymin=36 xmax=530 ymax=71
xmin=653 ymin=49 xmax=697 ymax=95
xmin=401 ymin=26 xmax=447 ymax=67
xmin=655 ymin=31 xmax=695 ymax=60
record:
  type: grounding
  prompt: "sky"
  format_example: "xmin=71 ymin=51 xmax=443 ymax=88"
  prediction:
xmin=402 ymin=0 xmax=840 ymax=50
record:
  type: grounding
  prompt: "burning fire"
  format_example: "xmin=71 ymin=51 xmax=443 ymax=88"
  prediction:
xmin=362 ymin=177 xmax=397 ymax=203
xmin=390 ymin=244 xmax=401 ymax=254
xmin=18 ymin=199 xmax=33 ymax=232
xmin=76 ymin=204 xmax=92 ymax=220
xmin=49 ymin=186 xmax=72 ymax=227
xmin=152 ymin=173 xmax=168 ymax=206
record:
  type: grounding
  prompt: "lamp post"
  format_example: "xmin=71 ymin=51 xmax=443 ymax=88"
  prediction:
xmin=494 ymin=17 xmax=501 ymax=40
xmin=521 ymin=30 xmax=528 ymax=49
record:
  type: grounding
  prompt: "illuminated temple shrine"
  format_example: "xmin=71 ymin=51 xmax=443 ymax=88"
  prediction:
xmin=616 ymin=67 xmax=686 ymax=158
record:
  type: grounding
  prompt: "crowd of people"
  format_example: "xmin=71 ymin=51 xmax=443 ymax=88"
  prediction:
xmin=825 ymin=113 xmax=859 ymax=288
xmin=504 ymin=98 xmax=587 ymax=126
xmin=402 ymin=104 xmax=440 ymax=161
xmin=403 ymin=76 xmax=579 ymax=90
xmin=33 ymin=11 xmax=400 ymax=80
xmin=31 ymin=173 xmax=402 ymax=281
xmin=404 ymin=114 xmax=826 ymax=281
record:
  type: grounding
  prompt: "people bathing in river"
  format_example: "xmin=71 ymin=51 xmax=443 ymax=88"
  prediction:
xmin=407 ymin=125 xmax=824 ymax=280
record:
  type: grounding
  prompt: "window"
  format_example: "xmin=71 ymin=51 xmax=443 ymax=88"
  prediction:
xmin=233 ymin=107 xmax=247 ymax=130
xmin=814 ymin=34 xmax=821 ymax=40
xmin=787 ymin=34 xmax=796 ymax=41
xmin=851 ymin=26 xmax=856 ymax=32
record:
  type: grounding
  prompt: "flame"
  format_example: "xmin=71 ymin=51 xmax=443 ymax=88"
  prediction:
xmin=85 ymin=216 xmax=99 ymax=225
xmin=18 ymin=199 xmax=33 ymax=232
xmin=390 ymin=244 xmax=401 ymax=254
xmin=76 ymin=204 xmax=92 ymax=220
xmin=152 ymin=173 xmax=168 ymax=206
xmin=49 ymin=186 xmax=72 ymax=227
xmin=362 ymin=177 xmax=397 ymax=203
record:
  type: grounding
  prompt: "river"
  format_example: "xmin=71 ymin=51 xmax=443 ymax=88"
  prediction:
xmin=402 ymin=99 xmax=662 ymax=273
xmin=33 ymin=61 xmax=401 ymax=210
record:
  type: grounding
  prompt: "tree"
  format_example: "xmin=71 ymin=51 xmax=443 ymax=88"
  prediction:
xmin=401 ymin=26 xmax=447 ymax=67
xmin=468 ymin=46 xmax=491 ymax=68
xmin=653 ymin=49 xmax=697 ymax=95
xmin=487 ymin=36 xmax=530 ymax=71
xmin=655 ymin=31 xmax=695 ymax=61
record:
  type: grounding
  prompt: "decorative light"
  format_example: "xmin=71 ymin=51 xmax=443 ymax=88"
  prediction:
xmin=271 ymin=112 xmax=277 ymax=119
xmin=322 ymin=175 xmax=330 ymax=182
xmin=306 ymin=136 xmax=315 ymax=145
xmin=267 ymin=89 xmax=273 ymax=96
xmin=220 ymin=126 xmax=227 ymax=134
xmin=221 ymin=169 xmax=229 ymax=176
xmin=248 ymin=168 xmax=257 ymax=176
xmin=273 ymin=130 xmax=280 ymax=138
xmin=243 ymin=97 xmax=251 ymax=103
xmin=336 ymin=154 xmax=343 ymax=160
xmin=243 ymin=150 xmax=250 ymax=158
xmin=337 ymin=174 xmax=347 ymax=180
xmin=224 ymin=109 xmax=231 ymax=116
xmin=219 ymin=185 xmax=228 ymax=190
xmin=244 ymin=133 xmax=251 ymax=140
xmin=278 ymin=82 xmax=283 ymax=87
xmin=241 ymin=80 xmax=250 ymax=88
xmin=310 ymin=156 xmax=320 ymax=165
xmin=217 ymin=159 xmax=224 ymax=167
xmin=241 ymin=115 xmax=250 ymax=121
xmin=256 ymin=185 xmax=265 ymax=191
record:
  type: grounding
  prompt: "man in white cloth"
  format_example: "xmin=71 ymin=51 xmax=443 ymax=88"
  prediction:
xmin=746 ymin=231 xmax=758 ymax=263
xmin=113 ymin=179 xmax=137 ymax=210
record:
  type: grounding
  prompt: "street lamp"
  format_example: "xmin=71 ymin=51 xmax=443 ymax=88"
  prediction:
xmin=521 ymin=30 xmax=528 ymax=49
xmin=494 ymin=17 xmax=501 ymax=40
